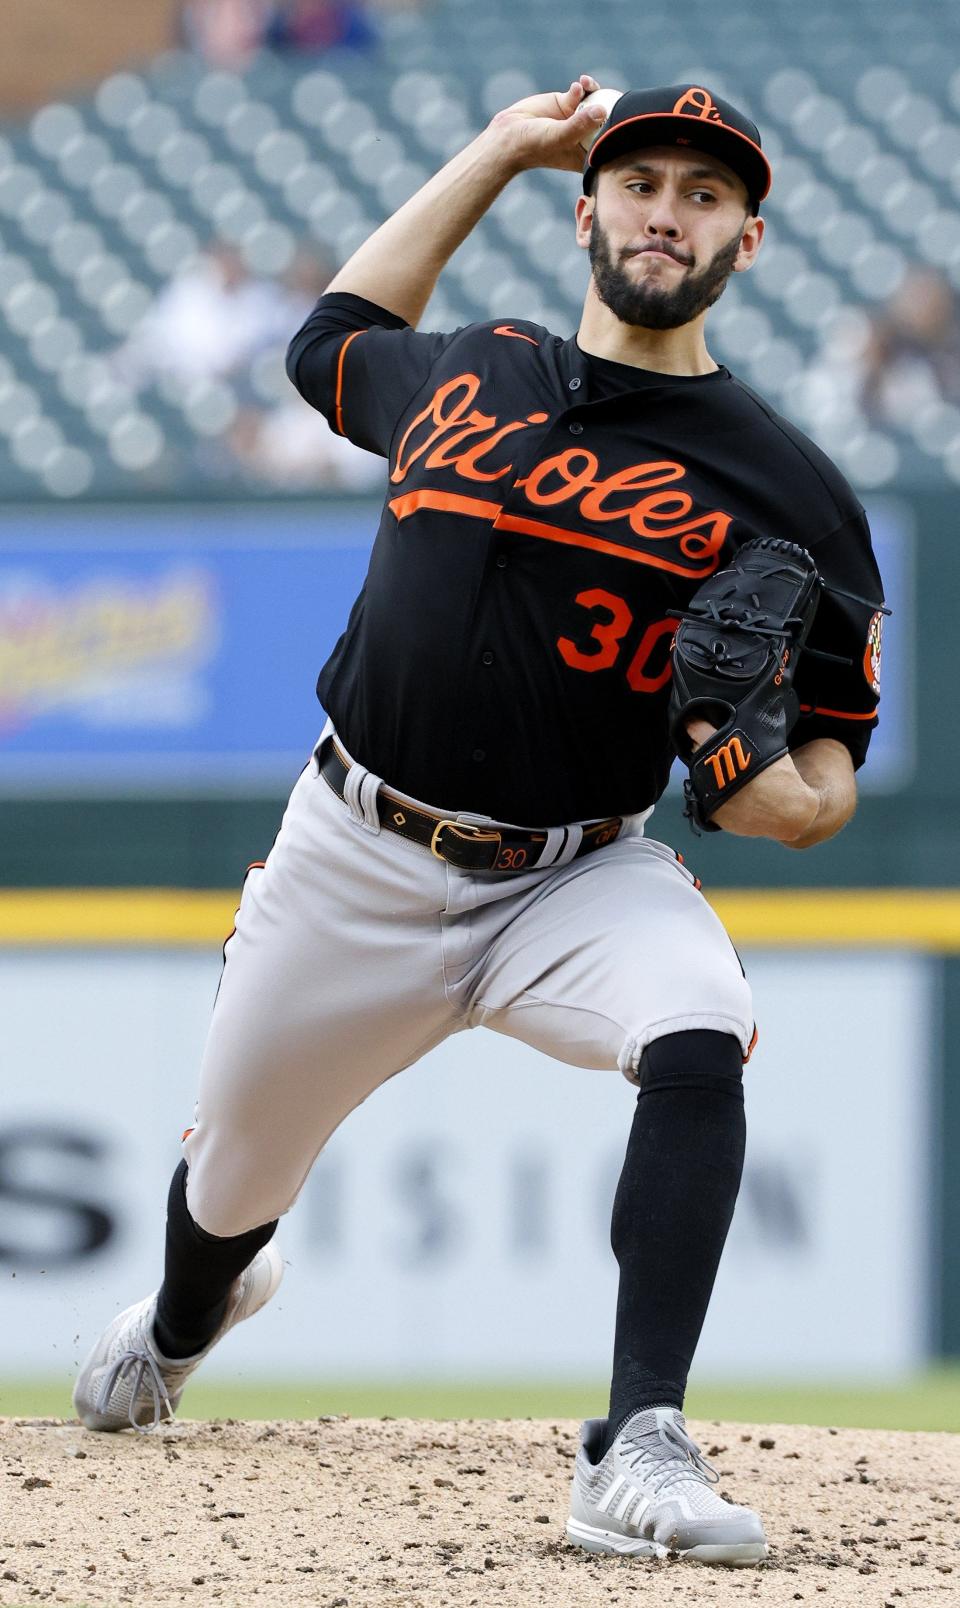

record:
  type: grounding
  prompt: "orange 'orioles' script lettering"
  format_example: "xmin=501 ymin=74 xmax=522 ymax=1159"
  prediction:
xmin=389 ymin=373 xmax=733 ymax=579
xmin=392 ymin=374 xmax=548 ymax=484
xmin=704 ymin=738 xmax=752 ymax=790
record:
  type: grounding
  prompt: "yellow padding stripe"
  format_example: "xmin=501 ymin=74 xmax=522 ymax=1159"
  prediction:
xmin=711 ymin=889 xmax=960 ymax=949
xmin=0 ymin=889 xmax=234 ymax=946
xmin=0 ymin=888 xmax=959 ymax=949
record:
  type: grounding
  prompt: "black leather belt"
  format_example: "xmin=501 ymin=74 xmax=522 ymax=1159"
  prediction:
xmin=318 ymin=741 xmax=623 ymax=874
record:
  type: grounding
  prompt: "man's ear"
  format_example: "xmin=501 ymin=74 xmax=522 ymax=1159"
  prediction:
xmin=575 ymin=194 xmax=594 ymax=250
xmin=733 ymin=213 xmax=764 ymax=274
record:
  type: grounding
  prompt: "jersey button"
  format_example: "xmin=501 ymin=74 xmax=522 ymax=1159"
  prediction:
xmin=568 ymin=377 xmax=581 ymax=390
xmin=472 ymin=748 xmax=486 ymax=763
xmin=568 ymin=421 xmax=584 ymax=434
xmin=495 ymin=555 xmax=508 ymax=569
xmin=481 ymin=650 xmax=494 ymax=666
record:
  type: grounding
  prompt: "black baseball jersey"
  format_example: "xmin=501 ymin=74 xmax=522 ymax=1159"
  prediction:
xmin=287 ymin=292 xmax=884 ymax=826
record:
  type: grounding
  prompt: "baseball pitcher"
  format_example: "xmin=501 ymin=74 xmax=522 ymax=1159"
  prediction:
xmin=74 ymin=76 xmax=885 ymax=1566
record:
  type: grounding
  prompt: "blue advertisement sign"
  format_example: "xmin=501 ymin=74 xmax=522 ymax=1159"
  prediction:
xmin=859 ymin=497 xmax=913 ymax=790
xmin=0 ymin=499 xmax=911 ymax=794
xmin=0 ymin=504 xmax=376 ymax=792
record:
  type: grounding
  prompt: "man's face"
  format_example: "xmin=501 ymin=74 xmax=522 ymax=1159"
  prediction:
xmin=577 ymin=146 xmax=762 ymax=331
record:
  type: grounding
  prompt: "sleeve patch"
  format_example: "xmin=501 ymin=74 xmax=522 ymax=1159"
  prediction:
xmin=863 ymin=610 xmax=884 ymax=696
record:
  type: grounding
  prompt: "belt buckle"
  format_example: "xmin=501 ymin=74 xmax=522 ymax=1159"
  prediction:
xmin=430 ymin=818 xmax=502 ymax=863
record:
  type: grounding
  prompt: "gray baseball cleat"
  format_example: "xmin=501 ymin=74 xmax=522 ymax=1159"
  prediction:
xmin=72 ymin=1240 xmax=284 ymax=1432
xmin=567 ymin=1405 xmax=768 ymax=1566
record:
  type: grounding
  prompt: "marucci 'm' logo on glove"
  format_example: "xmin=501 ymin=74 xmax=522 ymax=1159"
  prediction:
xmin=668 ymin=538 xmax=822 ymax=834
xmin=698 ymin=732 xmax=755 ymax=791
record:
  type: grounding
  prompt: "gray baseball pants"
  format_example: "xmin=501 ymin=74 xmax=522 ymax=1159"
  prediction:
xmin=183 ymin=726 xmax=753 ymax=1236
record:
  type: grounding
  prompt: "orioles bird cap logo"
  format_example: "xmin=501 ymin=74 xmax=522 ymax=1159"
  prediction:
xmin=672 ymin=87 xmax=724 ymax=123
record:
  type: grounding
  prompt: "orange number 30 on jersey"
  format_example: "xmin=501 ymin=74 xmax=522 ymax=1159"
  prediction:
xmin=556 ymin=587 xmax=675 ymax=693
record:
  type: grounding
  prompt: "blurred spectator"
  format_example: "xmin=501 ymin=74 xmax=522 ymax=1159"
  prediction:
xmin=859 ymin=269 xmax=960 ymax=426
xmin=798 ymin=267 xmax=960 ymax=441
xmin=179 ymin=0 xmax=272 ymax=67
xmin=114 ymin=243 xmax=305 ymax=389
xmin=228 ymin=397 xmax=384 ymax=489
xmin=111 ymin=241 xmax=376 ymax=491
xmin=226 ymin=247 xmax=382 ymax=489
xmin=281 ymin=249 xmax=335 ymax=319
xmin=264 ymin=0 xmax=378 ymax=54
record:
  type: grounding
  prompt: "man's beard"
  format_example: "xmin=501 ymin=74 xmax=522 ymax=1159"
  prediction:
xmin=587 ymin=209 xmax=744 ymax=330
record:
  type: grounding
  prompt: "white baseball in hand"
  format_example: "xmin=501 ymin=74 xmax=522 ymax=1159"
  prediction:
xmin=578 ymin=87 xmax=623 ymax=150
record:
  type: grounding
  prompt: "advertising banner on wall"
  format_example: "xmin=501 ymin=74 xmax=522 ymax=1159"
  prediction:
xmin=0 ymin=948 xmax=931 ymax=1385
xmin=0 ymin=504 xmax=374 ymax=791
xmin=0 ymin=499 xmax=911 ymax=792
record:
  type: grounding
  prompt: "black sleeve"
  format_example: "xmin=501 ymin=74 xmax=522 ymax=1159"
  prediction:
xmin=789 ymin=509 xmax=886 ymax=770
xmin=285 ymin=291 xmax=461 ymax=458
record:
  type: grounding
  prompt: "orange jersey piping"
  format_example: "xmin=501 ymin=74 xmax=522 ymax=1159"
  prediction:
xmin=799 ymin=704 xmax=877 ymax=721
xmin=334 ymin=328 xmax=368 ymax=437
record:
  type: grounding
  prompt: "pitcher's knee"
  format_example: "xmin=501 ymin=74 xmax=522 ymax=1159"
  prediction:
xmin=617 ymin=970 xmax=754 ymax=1086
xmin=183 ymin=1127 xmax=299 ymax=1236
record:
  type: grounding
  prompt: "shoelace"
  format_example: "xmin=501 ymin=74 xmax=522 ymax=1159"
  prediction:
xmin=96 ymin=1347 xmax=175 ymax=1434
xmin=620 ymin=1415 xmax=720 ymax=1499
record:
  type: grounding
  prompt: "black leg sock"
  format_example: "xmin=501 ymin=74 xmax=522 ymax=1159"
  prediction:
xmin=602 ymin=1029 xmax=746 ymax=1455
xmin=153 ymin=1160 xmax=278 ymax=1360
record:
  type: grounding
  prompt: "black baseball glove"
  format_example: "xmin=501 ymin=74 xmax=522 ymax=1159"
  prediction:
xmin=668 ymin=537 xmax=822 ymax=834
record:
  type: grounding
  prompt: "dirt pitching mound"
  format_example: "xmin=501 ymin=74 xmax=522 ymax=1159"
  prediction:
xmin=1 ymin=1416 xmax=957 ymax=1606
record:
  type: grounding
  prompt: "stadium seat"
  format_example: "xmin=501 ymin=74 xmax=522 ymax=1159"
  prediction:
xmin=0 ymin=0 xmax=956 ymax=495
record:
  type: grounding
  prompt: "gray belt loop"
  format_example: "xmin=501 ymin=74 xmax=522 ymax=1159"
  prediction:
xmin=358 ymin=769 xmax=383 ymax=833
xmin=554 ymin=823 xmax=583 ymax=867
xmin=535 ymin=826 xmax=567 ymax=869
xmin=341 ymin=761 xmax=366 ymax=824
xmin=342 ymin=761 xmax=383 ymax=834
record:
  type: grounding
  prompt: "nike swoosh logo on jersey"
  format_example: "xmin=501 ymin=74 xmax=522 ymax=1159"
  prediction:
xmin=493 ymin=325 xmax=539 ymax=345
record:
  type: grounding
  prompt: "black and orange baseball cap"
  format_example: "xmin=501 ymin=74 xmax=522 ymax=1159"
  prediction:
xmin=582 ymin=84 xmax=772 ymax=214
